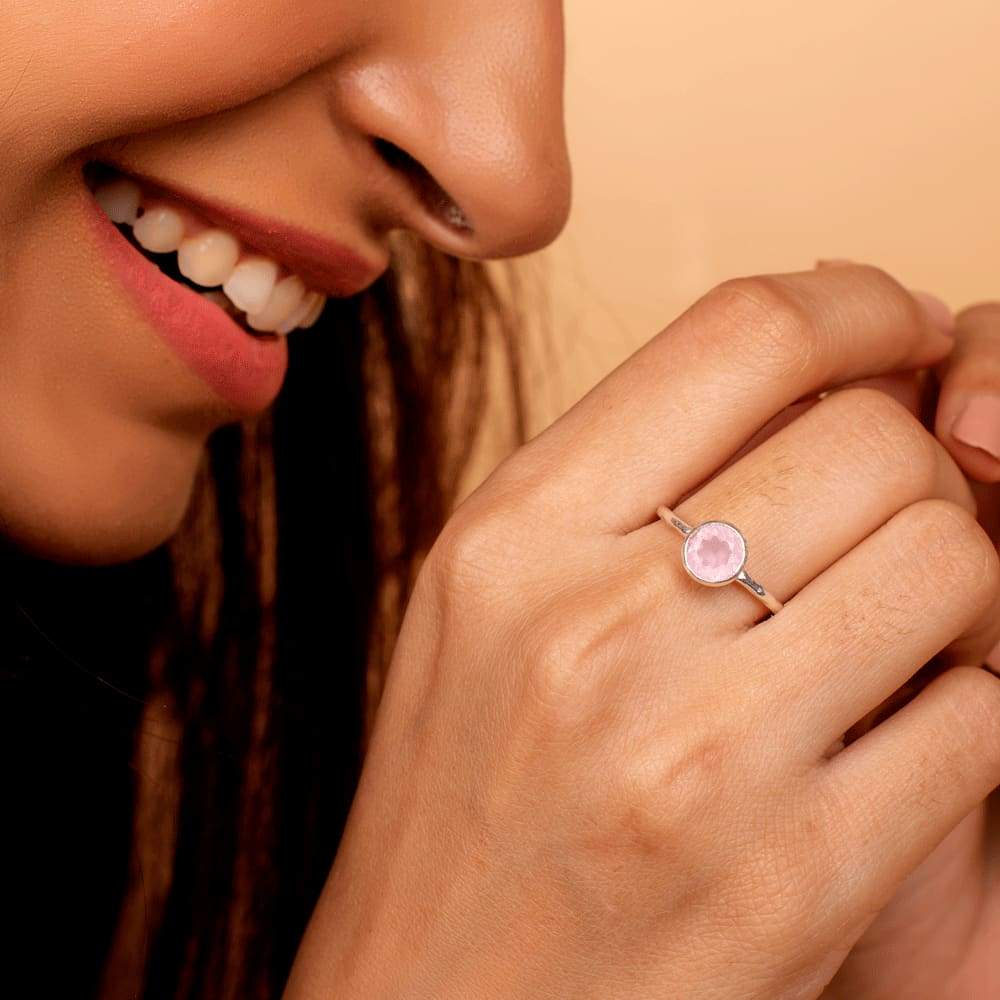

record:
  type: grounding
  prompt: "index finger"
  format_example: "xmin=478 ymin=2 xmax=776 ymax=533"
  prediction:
xmin=518 ymin=264 xmax=954 ymax=533
xmin=935 ymin=301 xmax=1000 ymax=483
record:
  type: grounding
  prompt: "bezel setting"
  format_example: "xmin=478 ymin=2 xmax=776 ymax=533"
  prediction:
xmin=681 ymin=520 xmax=748 ymax=587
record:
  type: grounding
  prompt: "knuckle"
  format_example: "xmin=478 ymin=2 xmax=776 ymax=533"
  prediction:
xmin=424 ymin=499 xmax=514 ymax=598
xmin=522 ymin=620 xmax=592 ymax=712
xmin=424 ymin=455 xmax=559 ymax=596
xmin=629 ymin=731 xmax=732 ymax=811
xmin=843 ymin=262 xmax=909 ymax=299
xmin=821 ymin=387 xmax=940 ymax=491
xmin=595 ymin=730 xmax=837 ymax=952
xmin=608 ymin=711 xmax=748 ymax=849
xmin=931 ymin=666 xmax=1000 ymax=765
xmin=518 ymin=595 xmax=628 ymax=733
xmin=832 ymin=263 xmax=921 ymax=327
xmin=607 ymin=738 xmax=726 ymax=860
xmin=694 ymin=275 xmax=819 ymax=381
xmin=897 ymin=499 xmax=1000 ymax=604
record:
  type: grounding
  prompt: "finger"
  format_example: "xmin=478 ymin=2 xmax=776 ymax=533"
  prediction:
xmin=623 ymin=387 xmax=975 ymax=627
xmin=988 ymin=641 xmax=1000 ymax=677
xmin=745 ymin=498 xmax=1000 ymax=757
xmin=816 ymin=256 xmax=956 ymax=339
xmin=680 ymin=371 xmax=924 ymax=499
xmin=518 ymin=264 xmax=954 ymax=534
xmin=935 ymin=302 xmax=1000 ymax=484
xmin=815 ymin=665 xmax=1000 ymax=929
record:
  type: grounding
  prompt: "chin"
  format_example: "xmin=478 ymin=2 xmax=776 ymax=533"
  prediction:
xmin=0 ymin=424 xmax=206 ymax=567
xmin=7 ymin=488 xmax=195 ymax=567
xmin=17 ymin=501 xmax=192 ymax=566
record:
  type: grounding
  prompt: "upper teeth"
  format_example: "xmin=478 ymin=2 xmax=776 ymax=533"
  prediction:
xmin=133 ymin=205 xmax=185 ymax=253
xmin=223 ymin=256 xmax=279 ymax=315
xmin=93 ymin=176 xmax=327 ymax=335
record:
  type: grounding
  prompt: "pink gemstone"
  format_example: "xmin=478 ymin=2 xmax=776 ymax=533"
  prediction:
xmin=683 ymin=521 xmax=746 ymax=584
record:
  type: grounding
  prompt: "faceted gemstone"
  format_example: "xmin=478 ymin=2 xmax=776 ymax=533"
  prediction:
xmin=683 ymin=521 xmax=746 ymax=584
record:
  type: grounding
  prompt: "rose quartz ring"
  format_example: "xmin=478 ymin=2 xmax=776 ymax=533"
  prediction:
xmin=656 ymin=506 xmax=783 ymax=615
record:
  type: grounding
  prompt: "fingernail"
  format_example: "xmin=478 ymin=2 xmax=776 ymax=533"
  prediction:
xmin=951 ymin=395 xmax=1000 ymax=460
xmin=912 ymin=290 xmax=956 ymax=337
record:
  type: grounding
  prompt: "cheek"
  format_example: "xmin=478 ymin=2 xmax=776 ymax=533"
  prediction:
xmin=1 ymin=0 xmax=365 ymax=562
xmin=3 ymin=0 xmax=365 ymax=170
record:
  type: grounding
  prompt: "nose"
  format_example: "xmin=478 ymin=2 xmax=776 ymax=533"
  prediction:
xmin=331 ymin=2 xmax=572 ymax=260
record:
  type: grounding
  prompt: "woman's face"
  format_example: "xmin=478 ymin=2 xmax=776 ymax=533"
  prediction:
xmin=0 ymin=0 xmax=571 ymax=563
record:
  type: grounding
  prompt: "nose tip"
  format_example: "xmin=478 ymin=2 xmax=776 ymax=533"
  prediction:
xmin=375 ymin=120 xmax=573 ymax=260
xmin=369 ymin=131 xmax=572 ymax=258
xmin=334 ymin=6 xmax=573 ymax=260
xmin=438 ymin=128 xmax=573 ymax=259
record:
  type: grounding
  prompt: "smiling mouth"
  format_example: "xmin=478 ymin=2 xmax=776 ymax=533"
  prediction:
xmin=83 ymin=161 xmax=329 ymax=338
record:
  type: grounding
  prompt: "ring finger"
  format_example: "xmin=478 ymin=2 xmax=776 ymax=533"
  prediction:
xmin=622 ymin=384 xmax=975 ymax=630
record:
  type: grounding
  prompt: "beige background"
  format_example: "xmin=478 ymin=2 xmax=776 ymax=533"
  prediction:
xmin=533 ymin=0 xmax=1000 ymax=422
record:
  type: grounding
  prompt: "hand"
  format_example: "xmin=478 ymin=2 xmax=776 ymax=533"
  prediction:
xmin=284 ymin=265 xmax=1000 ymax=1000
xmin=823 ymin=302 xmax=1000 ymax=1000
xmin=937 ymin=301 xmax=1000 ymax=672
xmin=937 ymin=302 xmax=1000 ymax=488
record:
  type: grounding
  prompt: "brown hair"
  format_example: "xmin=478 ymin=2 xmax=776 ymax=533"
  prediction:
xmin=1 ymin=232 xmax=533 ymax=999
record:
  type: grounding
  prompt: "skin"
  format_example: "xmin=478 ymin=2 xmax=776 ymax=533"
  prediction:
xmin=284 ymin=266 xmax=1000 ymax=999
xmin=2 ymin=4 xmax=1000 ymax=998
xmin=0 ymin=0 xmax=571 ymax=563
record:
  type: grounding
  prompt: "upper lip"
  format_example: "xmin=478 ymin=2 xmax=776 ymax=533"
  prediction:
xmin=91 ymin=160 xmax=388 ymax=298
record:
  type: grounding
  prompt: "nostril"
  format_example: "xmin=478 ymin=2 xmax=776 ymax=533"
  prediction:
xmin=372 ymin=137 xmax=472 ymax=234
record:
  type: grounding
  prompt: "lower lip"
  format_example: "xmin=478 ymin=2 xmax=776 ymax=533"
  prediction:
xmin=82 ymin=183 xmax=288 ymax=415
